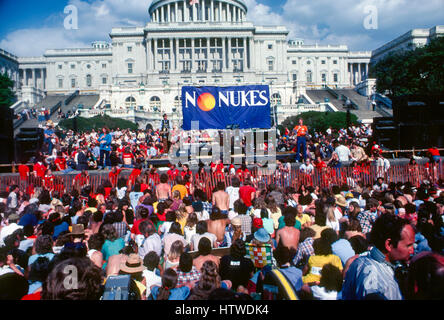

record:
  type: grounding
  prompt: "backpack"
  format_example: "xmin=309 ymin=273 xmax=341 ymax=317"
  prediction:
xmin=102 ymin=275 xmax=139 ymax=300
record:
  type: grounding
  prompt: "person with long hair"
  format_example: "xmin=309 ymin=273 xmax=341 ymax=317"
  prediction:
xmin=150 ymin=268 xmax=190 ymax=300
xmin=184 ymin=212 xmax=198 ymax=244
xmin=188 ymin=260 xmax=231 ymax=300
xmin=164 ymin=240 xmax=184 ymax=270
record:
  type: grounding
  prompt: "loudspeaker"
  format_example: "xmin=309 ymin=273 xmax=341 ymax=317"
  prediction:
xmin=0 ymin=107 xmax=14 ymax=164
xmin=15 ymin=127 xmax=44 ymax=163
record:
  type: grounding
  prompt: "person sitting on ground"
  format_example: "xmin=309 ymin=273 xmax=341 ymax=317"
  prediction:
xmin=190 ymin=220 xmax=218 ymax=251
xmin=149 ymin=268 xmax=190 ymax=300
xmin=143 ymin=251 xmax=162 ymax=299
xmin=302 ymin=234 xmax=343 ymax=285
xmin=276 ymin=214 xmax=300 ymax=253
xmin=206 ymin=207 xmax=231 ymax=245
xmin=219 ymin=239 xmax=255 ymax=291
xmin=176 ymin=252 xmax=201 ymax=288
xmin=193 ymin=237 xmax=221 ymax=271
xmin=188 ymin=260 xmax=232 ymax=300
xmin=309 ymin=263 xmax=344 ymax=300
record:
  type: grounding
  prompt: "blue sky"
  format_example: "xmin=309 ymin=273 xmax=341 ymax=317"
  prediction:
xmin=0 ymin=0 xmax=443 ymax=57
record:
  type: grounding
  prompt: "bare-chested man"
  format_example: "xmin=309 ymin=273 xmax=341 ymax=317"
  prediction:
xmin=276 ymin=214 xmax=300 ymax=252
xmin=206 ymin=207 xmax=230 ymax=243
xmin=156 ymin=173 xmax=171 ymax=201
xmin=212 ymin=181 xmax=230 ymax=215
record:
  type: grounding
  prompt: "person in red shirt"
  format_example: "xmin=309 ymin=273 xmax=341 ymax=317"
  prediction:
xmin=43 ymin=169 xmax=55 ymax=190
xmin=33 ymin=161 xmax=46 ymax=179
xmin=73 ymin=170 xmax=90 ymax=188
xmin=18 ymin=164 xmax=30 ymax=181
xmin=239 ymin=180 xmax=256 ymax=208
xmin=128 ymin=164 xmax=142 ymax=187
xmin=180 ymin=163 xmax=192 ymax=180
xmin=54 ymin=152 xmax=67 ymax=171
xmin=109 ymin=166 xmax=122 ymax=187
xmin=315 ymin=156 xmax=327 ymax=170
xmin=122 ymin=147 xmax=135 ymax=168
xmin=167 ymin=164 xmax=179 ymax=181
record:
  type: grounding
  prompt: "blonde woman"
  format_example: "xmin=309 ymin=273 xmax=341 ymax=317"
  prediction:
xmin=265 ymin=195 xmax=281 ymax=230
xmin=164 ymin=240 xmax=184 ymax=270
xmin=325 ymin=206 xmax=339 ymax=234
xmin=176 ymin=205 xmax=189 ymax=233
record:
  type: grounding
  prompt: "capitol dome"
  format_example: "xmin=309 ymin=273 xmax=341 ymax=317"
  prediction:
xmin=148 ymin=0 xmax=248 ymax=23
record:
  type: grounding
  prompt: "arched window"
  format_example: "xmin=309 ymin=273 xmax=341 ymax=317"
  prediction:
xmin=271 ymin=93 xmax=282 ymax=106
xmin=150 ymin=96 xmax=161 ymax=111
xmin=125 ymin=96 xmax=136 ymax=108
xmin=306 ymin=70 xmax=313 ymax=83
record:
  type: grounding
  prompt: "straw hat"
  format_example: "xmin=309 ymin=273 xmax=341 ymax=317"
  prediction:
xmin=69 ymin=224 xmax=85 ymax=236
xmin=231 ymin=217 xmax=242 ymax=227
xmin=335 ymin=194 xmax=348 ymax=207
xmin=120 ymin=254 xmax=146 ymax=274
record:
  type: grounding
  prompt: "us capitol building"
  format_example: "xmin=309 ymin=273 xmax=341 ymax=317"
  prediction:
xmin=1 ymin=0 xmax=443 ymax=128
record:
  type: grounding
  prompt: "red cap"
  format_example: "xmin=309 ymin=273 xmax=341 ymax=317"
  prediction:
xmin=253 ymin=218 xmax=263 ymax=229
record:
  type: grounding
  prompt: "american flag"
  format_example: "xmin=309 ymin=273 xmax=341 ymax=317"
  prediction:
xmin=189 ymin=0 xmax=199 ymax=5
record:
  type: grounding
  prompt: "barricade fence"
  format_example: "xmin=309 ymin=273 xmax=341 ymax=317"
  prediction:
xmin=0 ymin=163 xmax=442 ymax=199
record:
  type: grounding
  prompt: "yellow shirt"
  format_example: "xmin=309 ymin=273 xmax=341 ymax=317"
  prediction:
xmin=296 ymin=214 xmax=311 ymax=227
xmin=302 ymin=254 xmax=343 ymax=284
xmin=172 ymin=184 xmax=188 ymax=199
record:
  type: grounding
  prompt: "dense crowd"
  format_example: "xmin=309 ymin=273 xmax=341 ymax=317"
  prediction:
xmin=21 ymin=116 xmax=440 ymax=174
xmin=1 ymin=161 xmax=443 ymax=300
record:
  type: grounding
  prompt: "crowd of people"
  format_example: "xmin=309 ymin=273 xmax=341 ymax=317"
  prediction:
xmin=0 ymin=161 xmax=443 ymax=300
xmin=1 ymin=116 xmax=443 ymax=301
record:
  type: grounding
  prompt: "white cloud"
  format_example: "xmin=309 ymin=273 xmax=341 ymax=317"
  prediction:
xmin=0 ymin=0 xmax=153 ymax=57
xmin=1 ymin=0 xmax=443 ymax=56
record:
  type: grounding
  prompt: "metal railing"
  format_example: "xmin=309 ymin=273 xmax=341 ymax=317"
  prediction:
xmin=1 ymin=163 xmax=441 ymax=199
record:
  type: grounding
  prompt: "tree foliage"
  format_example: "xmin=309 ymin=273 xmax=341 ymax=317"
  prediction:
xmin=371 ymin=37 xmax=444 ymax=97
xmin=0 ymin=72 xmax=15 ymax=110
xmin=58 ymin=115 xmax=138 ymax=132
xmin=278 ymin=111 xmax=358 ymax=134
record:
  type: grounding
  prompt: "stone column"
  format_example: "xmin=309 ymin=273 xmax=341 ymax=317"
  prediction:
xmin=220 ymin=2 xmax=224 ymax=21
xmin=147 ymin=39 xmax=152 ymax=72
xmin=250 ymin=38 xmax=255 ymax=70
xmin=358 ymin=63 xmax=361 ymax=83
xmin=227 ymin=37 xmax=231 ymax=71
xmin=365 ymin=63 xmax=369 ymax=80
xmin=153 ymin=39 xmax=158 ymax=71
xmin=243 ymin=37 xmax=247 ymax=71
xmin=32 ymin=69 xmax=36 ymax=88
xmin=41 ymin=68 xmax=45 ymax=90
xmin=175 ymin=38 xmax=179 ymax=71
xmin=167 ymin=4 xmax=171 ymax=22
xmin=222 ymin=37 xmax=227 ymax=72
xmin=191 ymin=38 xmax=195 ymax=72
xmin=207 ymin=37 xmax=211 ymax=71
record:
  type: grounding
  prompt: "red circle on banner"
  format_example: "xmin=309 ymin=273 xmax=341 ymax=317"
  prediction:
xmin=197 ymin=93 xmax=216 ymax=111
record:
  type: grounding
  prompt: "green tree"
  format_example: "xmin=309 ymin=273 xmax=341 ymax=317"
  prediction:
xmin=279 ymin=111 xmax=358 ymax=134
xmin=371 ymin=37 xmax=444 ymax=97
xmin=0 ymin=72 xmax=15 ymax=109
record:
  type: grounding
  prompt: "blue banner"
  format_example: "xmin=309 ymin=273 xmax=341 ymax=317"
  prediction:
xmin=181 ymin=85 xmax=271 ymax=130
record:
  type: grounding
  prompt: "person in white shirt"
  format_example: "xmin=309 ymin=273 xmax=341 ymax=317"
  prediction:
xmin=142 ymin=251 xmax=162 ymax=298
xmin=225 ymin=177 xmax=240 ymax=210
xmin=138 ymin=221 xmax=162 ymax=258
xmin=334 ymin=140 xmax=352 ymax=163
xmin=299 ymin=159 xmax=314 ymax=174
